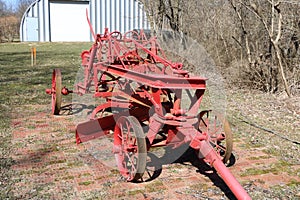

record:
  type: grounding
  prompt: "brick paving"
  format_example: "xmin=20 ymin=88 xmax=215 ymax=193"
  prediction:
xmin=9 ymin=104 xmax=299 ymax=199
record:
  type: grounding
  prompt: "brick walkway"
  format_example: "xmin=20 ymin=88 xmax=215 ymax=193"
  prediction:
xmin=10 ymin=104 xmax=299 ymax=199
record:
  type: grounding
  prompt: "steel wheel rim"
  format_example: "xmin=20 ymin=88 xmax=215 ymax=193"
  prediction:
xmin=109 ymin=31 xmax=122 ymax=40
xmin=114 ymin=116 xmax=146 ymax=181
xmin=123 ymin=30 xmax=140 ymax=49
xmin=51 ymin=69 xmax=62 ymax=115
xmin=199 ymin=111 xmax=233 ymax=164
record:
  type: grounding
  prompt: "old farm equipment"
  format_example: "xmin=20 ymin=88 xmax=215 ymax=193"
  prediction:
xmin=46 ymin=27 xmax=251 ymax=199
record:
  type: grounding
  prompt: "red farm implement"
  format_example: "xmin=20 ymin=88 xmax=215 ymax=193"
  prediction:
xmin=46 ymin=27 xmax=251 ymax=199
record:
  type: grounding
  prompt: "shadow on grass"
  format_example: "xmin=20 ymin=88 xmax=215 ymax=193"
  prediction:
xmin=57 ymin=103 xmax=96 ymax=115
xmin=0 ymin=51 xmax=75 ymax=61
xmin=59 ymin=103 xmax=87 ymax=115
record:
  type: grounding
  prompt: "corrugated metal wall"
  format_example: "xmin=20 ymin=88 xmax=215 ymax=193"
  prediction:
xmin=20 ymin=0 xmax=150 ymax=42
xmin=90 ymin=0 xmax=148 ymax=36
xmin=20 ymin=0 xmax=50 ymax=42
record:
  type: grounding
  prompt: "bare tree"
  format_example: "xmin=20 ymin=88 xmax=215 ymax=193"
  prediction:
xmin=228 ymin=0 xmax=300 ymax=97
xmin=0 ymin=0 xmax=33 ymax=42
xmin=142 ymin=0 xmax=183 ymax=32
xmin=0 ymin=0 xmax=14 ymax=16
xmin=0 ymin=0 xmax=17 ymax=42
xmin=0 ymin=0 xmax=6 ymax=17
xmin=142 ymin=0 xmax=299 ymax=96
xmin=16 ymin=0 xmax=33 ymax=20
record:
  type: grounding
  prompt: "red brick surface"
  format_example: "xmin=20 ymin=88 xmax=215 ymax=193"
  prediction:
xmin=10 ymin=105 xmax=299 ymax=199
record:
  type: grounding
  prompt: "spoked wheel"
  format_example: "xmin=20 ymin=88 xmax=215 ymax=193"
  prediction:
xmin=124 ymin=30 xmax=140 ymax=41
xmin=114 ymin=116 xmax=147 ymax=181
xmin=51 ymin=69 xmax=62 ymax=115
xmin=109 ymin=31 xmax=122 ymax=40
xmin=199 ymin=111 xmax=233 ymax=164
xmin=141 ymin=153 xmax=162 ymax=182
xmin=89 ymin=100 xmax=115 ymax=120
xmin=123 ymin=30 xmax=140 ymax=49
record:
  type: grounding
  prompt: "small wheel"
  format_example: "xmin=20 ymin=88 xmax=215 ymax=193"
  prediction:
xmin=51 ymin=69 xmax=62 ymax=115
xmin=123 ymin=31 xmax=140 ymax=49
xmin=199 ymin=111 xmax=233 ymax=164
xmin=109 ymin=31 xmax=122 ymax=40
xmin=114 ymin=116 xmax=147 ymax=181
xmin=124 ymin=30 xmax=140 ymax=41
xmin=90 ymin=101 xmax=113 ymax=120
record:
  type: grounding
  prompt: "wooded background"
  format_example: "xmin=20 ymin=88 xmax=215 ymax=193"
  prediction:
xmin=0 ymin=0 xmax=31 ymax=42
xmin=141 ymin=0 xmax=300 ymax=97
xmin=1 ymin=0 xmax=299 ymax=96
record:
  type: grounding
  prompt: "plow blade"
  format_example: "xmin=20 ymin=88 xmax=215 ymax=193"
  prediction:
xmin=76 ymin=107 xmax=149 ymax=144
xmin=76 ymin=114 xmax=115 ymax=144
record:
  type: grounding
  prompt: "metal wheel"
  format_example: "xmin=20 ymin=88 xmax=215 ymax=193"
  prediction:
xmin=109 ymin=31 xmax=122 ymax=40
xmin=51 ymin=69 xmax=62 ymax=115
xmin=123 ymin=30 xmax=139 ymax=49
xmin=124 ymin=30 xmax=140 ymax=41
xmin=114 ymin=116 xmax=147 ymax=181
xmin=141 ymin=153 xmax=162 ymax=182
xmin=90 ymin=101 xmax=113 ymax=120
xmin=199 ymin=111 xmax=233 ymax=164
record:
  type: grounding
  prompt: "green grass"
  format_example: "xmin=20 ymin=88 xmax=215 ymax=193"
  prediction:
xmin=287 ymin=179 xmax=300 ymax=187
xmin=248 ymin=155 xmax=272 ymax=160
xmin=78 ymin=181 xmax=95 ymax=186
xmin=0 ymin=42 xmax=92 ymax=199
xmin=144 ymin=180 xmax=165 ymax=192
xmin=240 ymin=160 xmax=294 ymax=177
xmin=127 ymin=189 xmax=145 ymax=196
xmin=0 ymin=42 xmax=92 ymax=107
xmin=0 ymin=42 xmax=92 ymax=131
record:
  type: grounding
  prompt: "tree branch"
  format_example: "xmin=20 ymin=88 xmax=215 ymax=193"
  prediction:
xmin=240 ymin=1 xmax=271 ymax=38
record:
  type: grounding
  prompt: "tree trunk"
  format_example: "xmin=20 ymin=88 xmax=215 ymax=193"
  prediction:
xmin=273 ymin=43 xmax=291 ymax=97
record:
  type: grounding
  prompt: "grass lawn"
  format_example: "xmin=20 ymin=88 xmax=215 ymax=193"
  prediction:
xmin=0 ymin=42 xmax=92 ymax=105
xmin=0 ymin=42 xmax=92 ymax=198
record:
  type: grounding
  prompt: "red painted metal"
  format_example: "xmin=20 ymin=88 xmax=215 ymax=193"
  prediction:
xmin=46 ymin=24 xmax=251 ymax=199
xmin=61 ymin=87 xmax=72 ymax=95
xmin=46 ymin=69 xmax=62 ymax=115
xmin=197 ymin=140 xmax=251 ymax=199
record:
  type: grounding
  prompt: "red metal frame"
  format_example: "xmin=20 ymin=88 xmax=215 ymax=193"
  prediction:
xmin=46 ymin=27 xmax=251 ymax=199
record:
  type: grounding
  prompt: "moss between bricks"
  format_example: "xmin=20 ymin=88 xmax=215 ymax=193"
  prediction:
xmin=241 ymin=160 xmax=294 ymax=177
xmin=78 ymin=181 xmax=95 ymax=186
xmin=145 ymin=180 xmax=165 ymax=192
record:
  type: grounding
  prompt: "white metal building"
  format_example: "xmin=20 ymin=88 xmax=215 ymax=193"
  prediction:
xmin=20 ymin=0 xmax=150 ymax=42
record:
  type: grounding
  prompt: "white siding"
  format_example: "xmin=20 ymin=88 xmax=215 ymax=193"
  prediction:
xmin=20 ymin=0 xmax=150 ymax=42
xmin=49 ymin=1 xmax=90 ymax=42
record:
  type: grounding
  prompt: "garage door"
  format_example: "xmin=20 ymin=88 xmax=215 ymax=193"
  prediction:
xmin=50 ymin=1 xmax=90 ymax=42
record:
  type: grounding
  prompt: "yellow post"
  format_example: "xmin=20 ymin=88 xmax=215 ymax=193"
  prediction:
xmin=33 ymin=47 xmax=36 ymax=65
xmin=31 ymin=47 xmax=37 ymax=66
